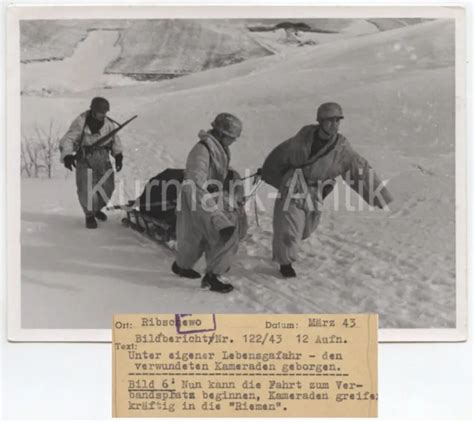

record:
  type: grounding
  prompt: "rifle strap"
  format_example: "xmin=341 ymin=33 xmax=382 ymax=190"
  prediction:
xmin=106 ymin=115 xmax=121 ymax=127
xmin=283 ymin=132 xmax=340 ymax=202
xmin=92 ymin=115 xmax=120 ymax=150
xmin=297 ymin=133 xmax=340 ymax=171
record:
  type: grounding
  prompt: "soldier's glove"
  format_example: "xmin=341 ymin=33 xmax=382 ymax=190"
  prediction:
xmin=114 ymin=153 xmax=123 ymax=172
xmin=64 ymin=155 xmax=76 ymax=171
xmin=219 ymin=226 xmax=235 ymax=243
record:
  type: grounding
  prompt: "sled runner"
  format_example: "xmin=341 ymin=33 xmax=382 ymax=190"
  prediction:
xmin=121 ymin=208 xmax=176 ymax=247
xmin=106 ymin=168 xmax=183 ymax=248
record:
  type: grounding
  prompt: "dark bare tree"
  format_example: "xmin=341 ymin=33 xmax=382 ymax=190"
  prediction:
xmin=21 ymin=120 xmax=60 ymax=178
xmin=35 ymin=120 xmax=60 ymax=179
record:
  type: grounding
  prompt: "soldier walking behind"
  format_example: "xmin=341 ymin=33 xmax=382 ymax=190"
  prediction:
xmin=59 ymin=97 xmax=123 ymax=229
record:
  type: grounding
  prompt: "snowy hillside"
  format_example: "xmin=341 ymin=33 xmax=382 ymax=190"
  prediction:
xmin=20 ymin=20 xmax=129 ymax=62
xmin=21 ymin=30 xmax=137 ymax=95
xmin=21 ymin=18 xmax=428 ymax=77
xmin=367 ymin=18 xmax=430 ymax=31
xmin=20 ymin=19 xmax=456 ymax=330
xmin=106 ymin=20 xmax=273 ymax=77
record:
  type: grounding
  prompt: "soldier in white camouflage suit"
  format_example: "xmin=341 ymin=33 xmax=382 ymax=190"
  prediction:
xmin=172 ymin=113 xmax=247 ymax=293
xmin=59 ymin=97 xmax=123 ymax=229
xmin=262 ymin=103 xmax=393 ymax=278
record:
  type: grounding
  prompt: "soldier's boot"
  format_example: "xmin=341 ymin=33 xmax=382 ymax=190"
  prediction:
xmin=172 ymin=261 xmax=201 ymax=279
xmin=201 ymin=273 xmax=234 ymax=293
xmin=280 ymin=264 xmax=296 ymax=278
xmin=95 ymin=210 xmax=108 ymax=221
xmin=86 ymin=216 xmax=98 ymax=229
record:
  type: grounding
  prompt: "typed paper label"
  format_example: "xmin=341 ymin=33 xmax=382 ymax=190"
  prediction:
xmin=112 ymin=314 xmax=378 ymax=417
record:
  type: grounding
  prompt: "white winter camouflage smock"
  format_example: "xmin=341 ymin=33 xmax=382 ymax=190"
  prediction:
xmin=176 ymin=130 xmax=247 ymax=276
xmin=59 ymin=111 xmax=122 ymax=216
xmin=262 ymin=124 xmax=393 ymax=265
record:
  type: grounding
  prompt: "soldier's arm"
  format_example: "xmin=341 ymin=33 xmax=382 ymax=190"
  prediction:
xmin=58 ymin=115 xmax=84 ymax=162
xmin=184 ymin=144 xmax=234 ymax=232
xmin=110 ymin=132 xmax=123 ymax=157
xmin=341 ymin=141 xmax=393 ymax=208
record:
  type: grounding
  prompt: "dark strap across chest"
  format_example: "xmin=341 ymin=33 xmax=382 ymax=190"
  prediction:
xmin=309 ymin=130 xmax=330 ymax=158
xmin=298 ymin=132 xmax=340 ymax=171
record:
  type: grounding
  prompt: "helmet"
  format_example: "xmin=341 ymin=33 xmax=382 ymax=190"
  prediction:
xmin=90 ymin=97 xmax=110 ymax=113
xmin=211 ymin=113 xmax=242 ymax=138
xmin=316 ymin=102 xmax=344 ymax=121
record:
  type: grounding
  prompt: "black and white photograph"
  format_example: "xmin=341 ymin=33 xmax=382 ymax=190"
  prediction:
xmin=6 ymin=6 xmax=467 ymax=341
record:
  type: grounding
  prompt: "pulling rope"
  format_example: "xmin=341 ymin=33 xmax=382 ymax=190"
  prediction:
xmin=242 ymin=173 xmax=263 ymax=228
xmin=254 ymin=196 xmax=260 ymax=227
xmin=240 ymin=169 xmax=261 ymax=181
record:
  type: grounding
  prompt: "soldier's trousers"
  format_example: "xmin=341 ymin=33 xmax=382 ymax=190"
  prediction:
xmin=176 ymin=192 xmax=242 ymax=276
xmin=75 ymin=158 xmax=115 ymax=217
xmin=272 ymin=196 xmax=322 ymax=265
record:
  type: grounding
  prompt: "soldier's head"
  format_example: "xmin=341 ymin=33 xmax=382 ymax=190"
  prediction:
xmin=210 ymin=113 xmax=243 ymax=147
xmin=316 ymin=102 xmax=344 ymax=138
xmin=90 ymin=97 xmax=110 ymax=122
